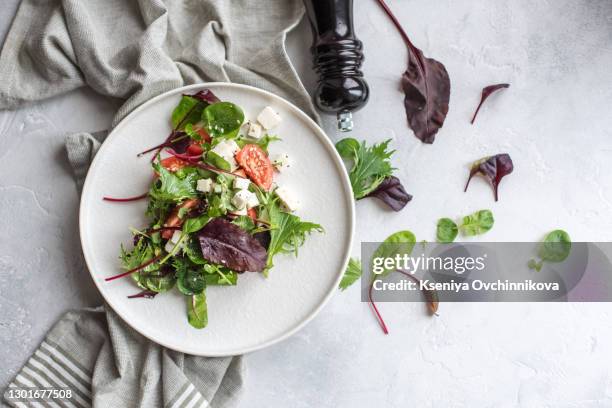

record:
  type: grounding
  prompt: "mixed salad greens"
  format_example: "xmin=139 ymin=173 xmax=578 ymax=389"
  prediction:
xmin=104 ymin=89 xmax=323 ymax=329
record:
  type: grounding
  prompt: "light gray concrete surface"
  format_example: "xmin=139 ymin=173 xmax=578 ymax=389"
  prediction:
xmin=2 ymin=1 xmax=612 ymax=406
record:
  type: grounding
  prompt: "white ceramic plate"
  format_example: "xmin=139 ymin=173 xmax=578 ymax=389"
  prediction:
xmin=80 ymin=83 xmax=354 ymax=356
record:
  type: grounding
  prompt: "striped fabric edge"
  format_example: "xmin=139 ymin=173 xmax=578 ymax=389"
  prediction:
xmin=166 ymin=381 xmax=209 ymax=408
xmin=4 ymin=339 xmax=93 ymax=408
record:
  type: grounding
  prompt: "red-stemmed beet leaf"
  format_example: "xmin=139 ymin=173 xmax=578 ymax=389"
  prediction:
xmin=138 ymin=89 xmax=220 ymax=160
xmin=103 ymin=192 xmax=148 ymax=202
xmin=105 ymin=254 xmax=162 ymax=282
xmin=365 ymin=176 xmax=412 ymax=211
xmin=369 ymin=270 xmax=438 ymax=334
xmin=375 ymin=0 xmax=451 ymax=144
xmin=464 ymin=153 xmax=514 ymax=201
xmin=127 ymin=290 xmax=158 ymax=299
xmin=191 ymin=89 xmax=220 ymax=104
xmin=470 ymin=84 xmax=510 ymax=124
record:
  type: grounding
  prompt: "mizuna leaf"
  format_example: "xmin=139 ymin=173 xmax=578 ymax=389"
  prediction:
xmin=375 ymin=0 xmax=451 ymax=144
xmin=464 ymin=153 xmax=514 ymax=201
xmin=470 ymin=83 xmax=510 ymax=124
xmin=197 ymin=218 xmax=267 ymax=272
xmin=339 ymin=258 xmax=362 ymax=291
xmin=365 ymin=176 xmax=412 ymax=211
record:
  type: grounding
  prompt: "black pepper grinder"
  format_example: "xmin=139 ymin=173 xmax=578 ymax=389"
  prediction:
xmin=303 ymin=0 xmax=369 ymax=131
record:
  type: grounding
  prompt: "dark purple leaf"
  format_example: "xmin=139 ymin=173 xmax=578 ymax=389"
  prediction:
xmin=254 ymin=230 xmax=271 ymax=250
xmin=376 ymin=0 xmax=451 ymax=144
xmin=402 ymin=49 xmax=451 ymax=144
xmin=197 ymin=218 xmax=267 ymax=272
xmin=168 ymin=132 xmax=191 ymax=153
xmin=470 ymin=84 xmax=510 ymax=124
xmin=366 ymin=176 xmax=412 ymax=211
xmin=190 ymin=89 xmax=220 ymax=104
xmin=464 ymin=153 xmax=514 ymax=201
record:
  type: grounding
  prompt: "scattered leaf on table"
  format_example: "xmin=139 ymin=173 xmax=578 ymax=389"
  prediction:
xmin=538 ymin=229 xmax=571 ymax=263
xmin=375 ymin=0 xmax=451 ymax=144
xmin=366 ymin=176 xmax=412 ymax=211
xmin=461 ymin=209 xmax=494 ymax=236
xmin=339 ymin=258 xmax=362 ymax=291
xmin=470 ymin=83 xmax=510 ymax=124
xmin=464 ymin=153 xmax=514 ymax=201
xmin=436 ymin=218 xmax=458 ymax=243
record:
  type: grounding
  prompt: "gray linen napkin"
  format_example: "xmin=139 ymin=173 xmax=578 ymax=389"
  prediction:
xmin=0 ymin=1 xmax=317 ymax=407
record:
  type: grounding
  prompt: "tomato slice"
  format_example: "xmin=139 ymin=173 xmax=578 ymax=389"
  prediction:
xmin=235 ymin=144 xmax=273 ymax=190
xmin=186 ymin=142 xmax=204 ymax=156
xmin=161 ymin=198 xmax=200 ymax=239
xmin=160 ymin=156 xmax=189 ymax=172
xmin=247 ymin=207 xmax=257 ymax=221
xmin=233 ymin=169 xmax=246 ymax=178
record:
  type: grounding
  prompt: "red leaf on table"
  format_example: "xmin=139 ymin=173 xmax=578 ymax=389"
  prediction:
xmin=375 ymin=0 xmax=451 ymax=144
xmin=470 ymin=83 xmax=510 ymax=124
xmin=464 ymin=153 xmax=514 ymax=201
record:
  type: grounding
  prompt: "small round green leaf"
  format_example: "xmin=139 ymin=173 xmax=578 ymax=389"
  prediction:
xmin=436 ymin=218 xmax=458 ymax=243
xmin=538 ymin=230 xmax=571 ymax=263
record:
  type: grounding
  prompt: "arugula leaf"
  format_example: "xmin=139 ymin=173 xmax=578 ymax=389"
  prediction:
xmin=436 ymin=218 xmax=458 ymax=243
xmin=265 ymin=197 xmax=323 ymax=270
xmin=121 ymin=239 xmax=174 ymax=292
xmin=187 ymin=292 xmax=208 ymax=329
xmin=150 ymin=163 xmax=197 ymax=202
xmin=371 ymin=230 xmax=416 ymax=278
xmin=460 ymin=210 xmax=494 ymax=236
xmin=335 ymin=138 xmax=395 ymax=199
xmin=202 ymin=102 xmax=244 ymax=138
xmin=339 ymin=258 xmax=362 ymax=290
xmin=120 ymin=238 xmax=157 ymax=272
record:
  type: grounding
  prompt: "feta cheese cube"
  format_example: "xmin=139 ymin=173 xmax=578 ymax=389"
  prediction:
xmin=233 ymin=177 xmax=251 ymax=190
xmin=232 ymin=189 xmax=258 ymax=210
xmin=247 ymin=122 xmax=263 ymax=139
xmin=211 ymin=140 xmax=240 ymax=171
xmin=246 ymin=192 xmax=259 ymax=209
xmin=232 ymin=190 xmax=250 ymax=210
xmin=196 ymin=178 xmax=214 ymax=193
xmin=272 ymin=153 xmax=291 ymax=172
xmin=275 ymin=186 xmax=300 ymax=212
xmin=165 ymin=230 xmax=183 ymax=253
xmin=257 ymin=106 xmax=282 ymax=130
